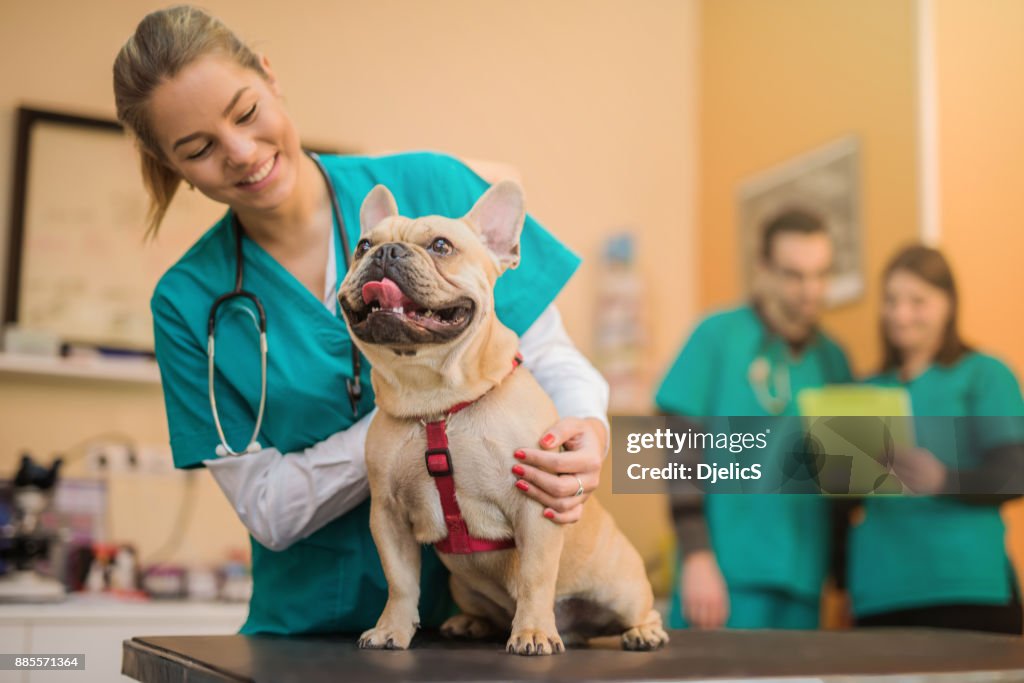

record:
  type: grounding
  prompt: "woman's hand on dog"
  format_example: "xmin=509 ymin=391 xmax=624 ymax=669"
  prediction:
xmin=511 ymin=417 xmax=608 ymax=524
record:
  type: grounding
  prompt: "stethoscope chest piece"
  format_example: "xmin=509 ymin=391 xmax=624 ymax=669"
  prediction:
xmin=748 ymin=353 xmax=792 ymax=415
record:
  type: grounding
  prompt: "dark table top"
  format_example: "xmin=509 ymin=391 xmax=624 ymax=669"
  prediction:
xmin=123 ymin=628 xmax=1024 ymax=683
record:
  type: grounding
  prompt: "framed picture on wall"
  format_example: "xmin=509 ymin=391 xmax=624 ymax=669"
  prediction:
xmin=737 ymin=135 xmax=863 ymax=307
xmin=3 ymin=108 xmax=229 ymax=353
xmin=3 ymin=107 xmax=341 ymax=353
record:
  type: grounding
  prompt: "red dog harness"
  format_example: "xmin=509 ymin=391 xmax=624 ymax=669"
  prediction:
xmin=423 ymin=354 xmax=523 ymax=555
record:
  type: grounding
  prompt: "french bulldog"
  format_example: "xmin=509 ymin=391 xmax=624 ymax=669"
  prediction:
xmin=338 ymin=180 xmax=668 ymax=655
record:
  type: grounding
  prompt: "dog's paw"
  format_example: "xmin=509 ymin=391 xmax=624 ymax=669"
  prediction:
xmin=506 ymin=629 xmax=565 ymax=656
xmin=441 ymin=613 xmax=496 ymax=640
xmin=621 ymin=622 xmax=669 ymax=651
xmin=357 ymin=623 xmax=415 ymax=650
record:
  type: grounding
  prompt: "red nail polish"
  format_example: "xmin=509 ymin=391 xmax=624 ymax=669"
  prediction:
xmin=514 ymin=451 xmax=526 ymax=460
xmin=541 ymin=435 xmax=555 ymax=447
xmin=512 ymin=465 xmax=525 ymax=476
xmin=543 ymin=509 xmax=555 ymax=519
xmin=515 ymin=480 xmax=529 ymax=491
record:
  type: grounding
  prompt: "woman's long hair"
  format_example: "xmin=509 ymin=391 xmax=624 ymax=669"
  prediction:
xmin=113 ymin=5 xmax=267 ymax=238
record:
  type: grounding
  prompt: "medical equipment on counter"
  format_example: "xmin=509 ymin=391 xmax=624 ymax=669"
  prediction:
xmin=0 ymin=455 xmax=66 ymax=602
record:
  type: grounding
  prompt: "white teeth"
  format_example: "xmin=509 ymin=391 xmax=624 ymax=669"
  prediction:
xmin=240 ymin=156 xmax=274 ymax=184
xmin=392 ymin=306 xmax=404 ymax=315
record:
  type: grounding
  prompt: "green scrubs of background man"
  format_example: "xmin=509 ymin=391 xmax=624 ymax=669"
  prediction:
xmin=656 ymin=209 xmax=852 ymax=629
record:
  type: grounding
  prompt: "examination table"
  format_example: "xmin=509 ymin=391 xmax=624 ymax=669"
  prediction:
xmin=123 ymin=628 xmax=1024 ymax=682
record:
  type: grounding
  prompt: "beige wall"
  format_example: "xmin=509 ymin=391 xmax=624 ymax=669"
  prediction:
xmin=932 ymin=0 xmax=1024 ymax=588
xmin=0 ymin=0 xmax=698 ymax=573
xmin=934 ymin=0 xmax=1024 ymax=378
xmin=697 ymin=0 xmax=920 ymax=375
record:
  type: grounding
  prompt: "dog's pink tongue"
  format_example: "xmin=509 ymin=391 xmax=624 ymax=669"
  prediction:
xmin=362 ymin=278 xmax=406 ymax=307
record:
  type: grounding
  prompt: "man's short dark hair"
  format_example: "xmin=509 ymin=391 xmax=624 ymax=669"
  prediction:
xmin=760 ymin=208 xmax=828 ymax=263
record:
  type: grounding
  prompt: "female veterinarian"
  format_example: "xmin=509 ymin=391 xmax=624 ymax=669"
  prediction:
xmin=114 ymin=6 xmax=610 ymax=635
xmin=845 ymin=245 xmax=1024 ymax=634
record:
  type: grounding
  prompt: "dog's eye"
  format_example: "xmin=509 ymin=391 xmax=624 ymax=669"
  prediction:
xmin=355 ymin=239 xmax=372 ymax=258
xmin=429 ymin=237 xmax=453 ymax=256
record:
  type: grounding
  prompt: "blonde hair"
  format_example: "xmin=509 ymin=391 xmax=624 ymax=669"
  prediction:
xmin=113 ymin=5 xmax=266 ymax=238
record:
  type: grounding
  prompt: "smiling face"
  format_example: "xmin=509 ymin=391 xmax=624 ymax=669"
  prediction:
xmin=146 ymin=53 xmax=303 ymax=213
xmin=882 ymin=268 xmax=952 ymax=357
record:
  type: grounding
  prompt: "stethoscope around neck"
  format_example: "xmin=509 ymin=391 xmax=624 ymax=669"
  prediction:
xmin=747 ymin=329 xmax=836 ymax=415
xmin=207 ymin=150 xmax=363 ymax=457
xmin=747 ymin=350 xmax=792 ymax=416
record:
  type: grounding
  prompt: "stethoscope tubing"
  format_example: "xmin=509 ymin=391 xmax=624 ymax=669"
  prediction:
xmin=206 ymin=151 xmax=361 ymax=457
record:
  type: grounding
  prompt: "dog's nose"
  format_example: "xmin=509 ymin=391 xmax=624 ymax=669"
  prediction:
xmin=373 ymin=242 xmax=410 ymax=269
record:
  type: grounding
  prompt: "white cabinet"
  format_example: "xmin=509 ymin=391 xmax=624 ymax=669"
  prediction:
xmin=0 ymin=596 xmax=246 ymax=682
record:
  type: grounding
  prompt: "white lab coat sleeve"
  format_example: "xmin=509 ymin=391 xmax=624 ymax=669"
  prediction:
xmin=519 ymin=305 xmax=611 ymax=441
xmin=203 ymin=408 xmax=375 ymax=551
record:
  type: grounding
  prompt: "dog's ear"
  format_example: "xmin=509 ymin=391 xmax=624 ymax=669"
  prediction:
xmin=466 ymin=180 xmax=525 ymax=271
xmin=360 ymin=185 xmax=399 ymax=236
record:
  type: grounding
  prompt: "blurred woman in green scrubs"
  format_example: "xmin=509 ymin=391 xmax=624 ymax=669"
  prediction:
xmin=847 ymin=245 xmax=1024 ymax=634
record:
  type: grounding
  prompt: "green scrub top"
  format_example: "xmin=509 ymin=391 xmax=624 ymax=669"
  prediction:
xmin=151 ymin=152 xmax=581 ymax=635
xmin=849 ymin=352 xmax=1024 ymax=617
xmin=655 ymin=305 xmax=852 ymax=619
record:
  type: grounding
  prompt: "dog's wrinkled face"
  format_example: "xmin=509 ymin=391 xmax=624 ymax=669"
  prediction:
xmin=338 ymin=181 xmax=525 ymax=352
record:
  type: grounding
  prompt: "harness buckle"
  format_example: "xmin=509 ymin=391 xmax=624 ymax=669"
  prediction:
xmin=425 ymin=447 xmax=453 ymax=477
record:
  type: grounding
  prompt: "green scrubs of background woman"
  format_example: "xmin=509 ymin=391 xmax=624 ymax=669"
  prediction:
xmin=847 ymin=245 xmax=1024 ymax=634
xmin=655 ymin=210 xmax=852 ymax=630
xmin=114 ymin=6 xmax=610 ymax=635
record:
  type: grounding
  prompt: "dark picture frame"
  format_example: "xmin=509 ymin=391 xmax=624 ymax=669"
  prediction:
xmin=4 ymin=106 xmax=339 ymax=353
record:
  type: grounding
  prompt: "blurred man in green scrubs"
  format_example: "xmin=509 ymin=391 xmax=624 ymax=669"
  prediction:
xmin=656 ymin=209 xmax=852 ymax=629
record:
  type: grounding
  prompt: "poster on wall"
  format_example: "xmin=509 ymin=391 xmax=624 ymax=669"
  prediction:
xmin=737 ymin=135 xmax=863 ymax=307
xmin=5 ymin=107 xmax=341 ymax=353
xmin=6 ymin=109 xmax=226 ymax=352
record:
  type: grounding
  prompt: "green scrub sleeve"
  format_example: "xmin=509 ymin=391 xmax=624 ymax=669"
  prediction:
xmin=152 ymin=286 xmax=255 ymax=469
xmin=967 ymin=356 xmax=1024 ymax=451
xmin=654 ymin=318 xmax=720 ymax=416
xmin=970 ymin=356 xmax=1024 ymax=419
xmin=942 ymin=356 xmax=1024 ymax=504
xmin=428 ymin=154 xmax=581 ymax=336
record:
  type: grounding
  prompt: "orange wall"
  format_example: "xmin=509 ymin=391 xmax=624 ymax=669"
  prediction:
xmin=698 ymin=0 xmax=920 ymax=375
xmin=933 ymin=0 xmax=1024 ymax=588
xmin=935 ymin=0 xmax=1024 ymax=378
